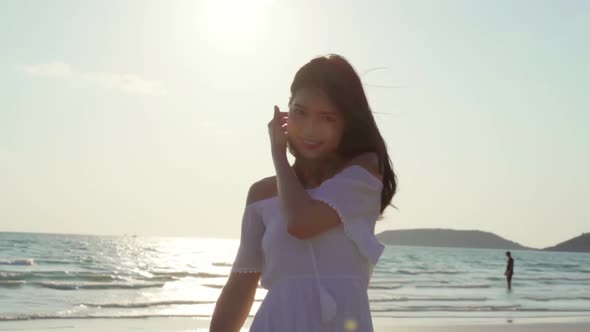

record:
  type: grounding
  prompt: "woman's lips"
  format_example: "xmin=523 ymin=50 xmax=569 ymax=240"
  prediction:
xmin=301 ymin=139 xmax=322 ymax=150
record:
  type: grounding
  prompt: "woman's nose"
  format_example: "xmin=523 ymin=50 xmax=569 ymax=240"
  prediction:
xmin=302 ymin=119 xmax=316 ymax=137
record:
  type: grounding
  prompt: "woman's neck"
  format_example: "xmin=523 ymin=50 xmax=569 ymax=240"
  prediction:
xmin=292 ymin=155 xmax=345 ymax=189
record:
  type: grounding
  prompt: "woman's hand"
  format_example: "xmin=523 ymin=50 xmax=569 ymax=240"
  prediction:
xmin=268 ymin=105 xmax=289 ymax=160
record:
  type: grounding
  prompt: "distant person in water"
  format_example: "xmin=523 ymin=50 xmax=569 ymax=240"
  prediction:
xmin=505 ymin=251 xmax=514 ymax=291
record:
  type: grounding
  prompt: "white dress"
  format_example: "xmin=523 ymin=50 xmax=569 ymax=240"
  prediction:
xmin=231 ymin=165 xmax=385 ymax=332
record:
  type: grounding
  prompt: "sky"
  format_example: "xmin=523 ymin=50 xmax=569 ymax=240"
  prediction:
xmin=1 ymin=0 xmax=588 ymax=249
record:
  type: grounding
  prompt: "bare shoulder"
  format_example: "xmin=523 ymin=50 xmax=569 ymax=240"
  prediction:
xmin=346 ymin=152 xmax=383 ymax=181
xmin=246 ymin=176 xmax=278 ymax=205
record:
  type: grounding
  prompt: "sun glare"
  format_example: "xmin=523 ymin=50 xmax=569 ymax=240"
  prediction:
xmin=201 ymin=0 xmax=273 ymax=49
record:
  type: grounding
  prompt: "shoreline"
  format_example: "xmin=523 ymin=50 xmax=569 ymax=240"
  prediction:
xmin=1 ymin=316 xmax=590 ymax=332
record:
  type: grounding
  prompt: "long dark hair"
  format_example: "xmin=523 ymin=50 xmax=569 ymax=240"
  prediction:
xmin=288 ymin=54 xmax=397 ymax=214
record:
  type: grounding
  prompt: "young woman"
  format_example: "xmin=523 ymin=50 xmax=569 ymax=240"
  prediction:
xmin=210 ymin=54 xmax=397 ymax=332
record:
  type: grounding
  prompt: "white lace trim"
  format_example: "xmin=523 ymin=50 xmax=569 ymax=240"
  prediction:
xmin=314 ymin=197 xmax=383 ymax=265
xmin=314 ymin=197 xmax=352 ymax=235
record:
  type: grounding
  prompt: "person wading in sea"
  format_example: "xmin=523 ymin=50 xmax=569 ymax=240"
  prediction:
xmin=505 ymin=251 xmax=514 ymax=291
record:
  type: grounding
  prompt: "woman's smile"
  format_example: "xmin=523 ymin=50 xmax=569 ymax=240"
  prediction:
xmin=300 ymin=138 xmax=322 ymax=150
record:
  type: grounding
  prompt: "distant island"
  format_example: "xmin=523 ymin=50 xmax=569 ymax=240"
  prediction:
xmin=376 ymin=229 xmax=590 ymax=253
xmin=543 ymin=233 xmax=590 ymax=253
xmin=376 ymin=229 xmax=533 ymax=250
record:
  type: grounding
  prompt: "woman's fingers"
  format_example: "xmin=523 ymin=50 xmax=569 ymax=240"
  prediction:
xmin=274 ymin=106 xmax=289 ymax=115
xmin=272 ymin=105 xmax=288 ymax=125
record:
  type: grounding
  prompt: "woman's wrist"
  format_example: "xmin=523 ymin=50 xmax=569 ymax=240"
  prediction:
xmin=272 ymin=147 xmax=288 ymax=163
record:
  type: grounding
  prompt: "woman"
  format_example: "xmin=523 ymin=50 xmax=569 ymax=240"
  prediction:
xmin=210 ymin=54 xmax=397 ymax=332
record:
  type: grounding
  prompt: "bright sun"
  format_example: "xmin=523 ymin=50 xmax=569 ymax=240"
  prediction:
xmin=201 ymin=0 xmax=273 ymax=48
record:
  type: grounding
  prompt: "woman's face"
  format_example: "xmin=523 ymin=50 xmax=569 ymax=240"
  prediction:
xmin=287 ymin=88 xmax=345 ymax=160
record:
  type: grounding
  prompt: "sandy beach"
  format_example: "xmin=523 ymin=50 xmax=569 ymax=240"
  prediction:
xmin=2 ymin=317 xmax=590 ymax=332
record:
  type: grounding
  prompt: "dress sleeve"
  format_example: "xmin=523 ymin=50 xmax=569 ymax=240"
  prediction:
xmin=312 ymin=165 xmax=385 ymax=265
xmin=231 ymin=204 xmax=265 ymax=273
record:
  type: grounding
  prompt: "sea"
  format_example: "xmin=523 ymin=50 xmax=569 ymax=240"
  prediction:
xmin=1 ymin=232 xmax=589 ymax=322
